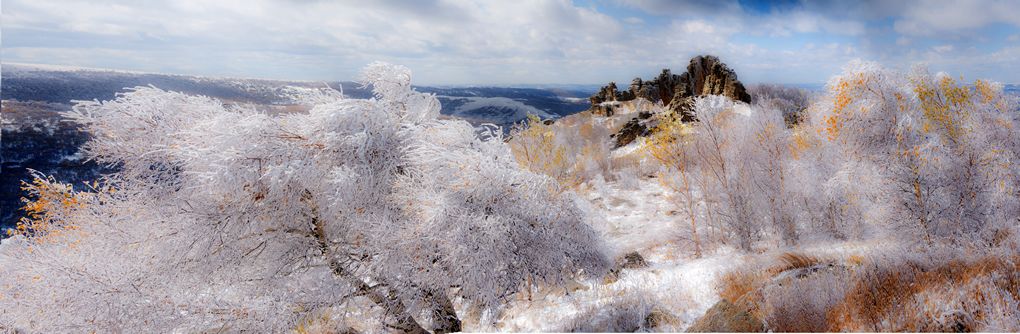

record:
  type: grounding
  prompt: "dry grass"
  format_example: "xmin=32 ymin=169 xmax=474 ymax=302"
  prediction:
xmin=847 ymin=254 xmax=865 ymax=266
xmin=717 ymin=252 xmax=828 ymax=321
xmin=827 ymin=255 xmax=1020 ymax=332
xmin=508 ymin=112 xmax=619 ymax=189
xmin=718 ymin=252 xmax=823 ymax=304
xmin=773 ymin=252 xmax=823 ymax=274
xmin=718 ymin=269 xmax=763 ymax=305
xmin=715 ymin=250 xmax=1020 ymax=332
xmin=761 ymin=269 xmax=846 ymax=332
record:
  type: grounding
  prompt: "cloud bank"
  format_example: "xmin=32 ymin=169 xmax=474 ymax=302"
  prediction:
xmin=3 ymin=0 xmax=1019 ymax=85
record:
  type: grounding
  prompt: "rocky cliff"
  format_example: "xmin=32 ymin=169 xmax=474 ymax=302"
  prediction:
xmin=591 ymin=55 xmax=750 ymax=118
xmin=589 ymin=55 xmax=751 ymax=146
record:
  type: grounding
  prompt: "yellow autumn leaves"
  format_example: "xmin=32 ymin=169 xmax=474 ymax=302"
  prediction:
xmin=10 ymin=177 xmax=114 ymax=243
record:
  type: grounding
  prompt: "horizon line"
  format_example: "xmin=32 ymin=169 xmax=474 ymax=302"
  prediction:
xmin=2 ymin=62 xmax=859 ymax=89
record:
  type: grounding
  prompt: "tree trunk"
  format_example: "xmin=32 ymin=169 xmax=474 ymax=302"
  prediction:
xmin=303 ymin=191 xmax=428 ymax=334
xmin=424 ymin=289 xmax=462 ymax=334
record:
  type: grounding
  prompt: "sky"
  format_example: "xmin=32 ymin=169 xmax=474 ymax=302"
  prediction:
xmin=3 ymin=0 xmax=1020 ymax=85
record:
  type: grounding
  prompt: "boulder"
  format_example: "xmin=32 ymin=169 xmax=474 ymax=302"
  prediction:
xmin=644 ymin=307 xmax=683 ymax=329
xmin=590 ymin=82 xmax=620 ymax=116
xmin=686 ymin=300 xmax=765 ymax=333
xmin=620 ymin=251 xmax=649 ymax=269
xmin=654 ymin=68 xmax=682 ymax=105
xmin=591 ymin=81 xmax=619 ymax=104
xmin=611 ymin=112 xmax=653 ymax=148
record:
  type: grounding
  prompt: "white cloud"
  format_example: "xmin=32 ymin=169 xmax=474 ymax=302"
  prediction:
xmin=623 ymin=17 xmax=645 ymax=25
xmin=759 ymin=11 xmax=866 ymax=37
xmin=678 ymin=20 xmax=717 ymax=34
xmin=3 ymin=0 xmax=634 ymax=84
xmin=3 ymin=0 xmax=1019 ymax=84
xmin=933 ymin=44 xmax=955 ymax=53
xmin=893 ymin=0 xmax=1020 ymax=36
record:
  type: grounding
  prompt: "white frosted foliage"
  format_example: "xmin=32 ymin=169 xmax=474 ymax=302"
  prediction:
xmin=0 ymin=62 xmax=609 ymax=332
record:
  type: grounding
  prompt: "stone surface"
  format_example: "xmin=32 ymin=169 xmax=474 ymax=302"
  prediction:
xmin=620 ymin=251 xmax=649 ymax=269
xmin=644 ymin=307 xmax=683 ymax=329
xmin=667 ymin=55 xmax=751 ymax=121
xmin=686 ymin=300 xmax=765 ymax=333
xmin=588 ymin=55 xmax=750 ymax=121
xmin=611 ymin=112 xmax=653 ymax=148
xmin=589 ymin=55 xmax=751 ymax=146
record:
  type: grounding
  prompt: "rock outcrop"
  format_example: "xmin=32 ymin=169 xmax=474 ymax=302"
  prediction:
xmin=590 ymin=82 xmax=624 ymax=116
xmin=588 ymin=55 xmax=751 ymax=146
xmin=611 ymin=111 xmax=653 ymax=148
xmin=590 ymin=55 xmax=749 ymax=119
xmin=668 ymin=55 xmax=751 ymax=121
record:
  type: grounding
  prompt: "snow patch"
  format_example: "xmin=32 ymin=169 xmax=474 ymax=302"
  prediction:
xmin=446 ymin=96 xmax=557 ymax=120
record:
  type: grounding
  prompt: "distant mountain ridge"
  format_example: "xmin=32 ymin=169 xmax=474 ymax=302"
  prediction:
xmin=1 ymin=63 xmax=593 ymax=125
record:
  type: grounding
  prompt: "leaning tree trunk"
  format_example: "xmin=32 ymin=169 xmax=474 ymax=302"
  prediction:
xmin=303 ymin=191 xmax=428 ymax=334
xmin=423 ymin=289 xmax=462 ymax=334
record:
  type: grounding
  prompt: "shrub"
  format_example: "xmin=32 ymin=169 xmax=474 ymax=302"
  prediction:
xmin=0 ymin=63 xmax=610 ymax=332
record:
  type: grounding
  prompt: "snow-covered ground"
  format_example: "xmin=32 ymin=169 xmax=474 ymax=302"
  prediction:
xmin=446 ymin=96 xmax=559 ymax=121
xmin=468 ymin=168 xmax=902 ymax=332
xmin=460 ymin=96 xmax=885 ymax=332
xmin=460 ymin=173 xmax=746 ymax=332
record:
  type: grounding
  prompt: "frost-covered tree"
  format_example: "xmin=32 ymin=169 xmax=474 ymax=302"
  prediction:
xmin=688 ymin=96 xmax=761 ymax=251
xmin=0 ymin=62 xmax=609 ymax=333
xmin=682 ymin=96 xmax=801 ymax=251
xmin=643 ymin=61 xmax=1019 ymax=253
xmin=802 ymin=61 xmax=1020 ymax=245
xmin=645 ymin=113 xmax=704 ymax=257
xmin=743 ymin=101 xmax=799 ymax=246
xmin=748 ymin=83 xmax=812 ymax=126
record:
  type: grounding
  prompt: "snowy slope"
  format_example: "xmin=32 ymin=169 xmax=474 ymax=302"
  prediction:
xmin=446 ymin=96 xmax=557 ymax=122
xmin=463 ymin=174 xmax=744 ymax=332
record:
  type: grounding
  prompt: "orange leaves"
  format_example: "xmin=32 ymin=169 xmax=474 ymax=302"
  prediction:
xmin=913 ymin=75 xmax=971 ymax=141
xmin=823 ymin=74 xmax=870 ymax=142
xmin=11 ymin=176 xmax=96 ymax=242
xmin=832 ymin=78 xmax=855 ymax=114
xmin=973 ymin=79 xmax=1014 ymax=114
xmin=822 ymin=114 xmax=843 ymax=142
xmin=816 ymin=67 xmax=1012 ymax=152
xmin=974 ymin=79 xmax=998 ymax=103
xmin=755 ymin=122 xmax=778 ymax=147
xmin=789 ymin=128 xmax=816 ymax=160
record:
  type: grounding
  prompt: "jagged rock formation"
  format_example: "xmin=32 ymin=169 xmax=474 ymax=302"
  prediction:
xmin=589 ymin=82 xmax=621 ymax=116
xmin=668 ymin=55 xmax=751 ymax=121
xmin=628 ymin=78 xmax=656 ymax=101
xmin=590 ymin=55 xmax=750 ymax=118
xmin=611 ymin=111 xmax=653 ymax=148
xmin=589 ymin=55 xmax=751 ymax=146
